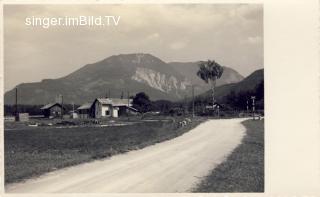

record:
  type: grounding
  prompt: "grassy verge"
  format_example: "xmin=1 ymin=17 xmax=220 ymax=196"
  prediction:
xmin=194 ymin=119 xmax=264 ymax=193
xmin=5 ymin=117 xmax=204 ymax=184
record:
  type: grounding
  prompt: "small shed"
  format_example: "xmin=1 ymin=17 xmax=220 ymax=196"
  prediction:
xmin=77 ymin=103 xmax=92 ymax=119
xmin=40 ymin=103 xmax=64 ymax=118
xmin=18 ymin=113 xmax=29 ymax=122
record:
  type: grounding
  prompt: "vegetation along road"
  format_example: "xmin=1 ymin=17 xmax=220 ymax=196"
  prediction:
xmin=6 ymin=118 xmax=247 ymax=193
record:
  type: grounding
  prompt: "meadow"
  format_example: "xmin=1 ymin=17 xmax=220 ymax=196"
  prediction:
xmin=194 ymin=119 xmax=264 ymax=192
xmin=5 ymin=117 xmax=203 ymax=184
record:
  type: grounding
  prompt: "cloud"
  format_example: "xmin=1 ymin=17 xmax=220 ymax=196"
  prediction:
xmin=169 ymin=41 xmax=187 ymax=50
xmin=4 ymin=4 xmax=263 ymax=91
xmin=147 ymin=33 xmax=160 ymax=40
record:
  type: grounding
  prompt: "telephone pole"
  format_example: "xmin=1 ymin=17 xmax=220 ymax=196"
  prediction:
xmin=60 ymin=94 xmax=63 ymax=119
xmin=192 ymin=85 xmax=195 ymax=118
xmin=127 ymin=91 xmax=130 ymax=120
xmin=251 ymin=96 xmax=256 ymax=120
xmin=15 ymin=88 xmax=18 ymax=120
xmin=121 ymin=91 xmax=124 ymax=99
xmin=127 ymin=91 xmax=130 ymax=107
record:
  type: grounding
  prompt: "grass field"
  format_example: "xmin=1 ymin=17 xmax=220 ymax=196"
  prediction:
xmin=194 ymin=119 xmax=264 ymax=192
xmin=5 ymin=117 xmax=203 ymax=184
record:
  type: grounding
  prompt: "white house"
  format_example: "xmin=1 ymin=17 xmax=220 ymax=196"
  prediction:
xmin=90 ymin=98 xmax=138 ymax=118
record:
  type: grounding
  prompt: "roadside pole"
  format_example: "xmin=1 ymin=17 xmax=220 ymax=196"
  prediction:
xmin=127 ymin=91 xmax=130 ymax=121
xmin=251 ymin=96 xmax=255 ymax=120
xmin=61 ymin=94 xmax=64 ymax=119
xmin=15 ymin=88 xmax=18 ymax=121
xmin=192 ymin=85 xmax=195 ymax=118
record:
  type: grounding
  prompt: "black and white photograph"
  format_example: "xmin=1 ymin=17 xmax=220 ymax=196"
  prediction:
xmin=3 ymin=3 xmax=264 ymax=193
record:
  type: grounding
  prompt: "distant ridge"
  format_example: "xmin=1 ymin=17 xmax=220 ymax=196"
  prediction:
xmin=5 ymin=53 xmax=245 ymax=105
xmin=197 ymin=69 xmax=264 ymax=103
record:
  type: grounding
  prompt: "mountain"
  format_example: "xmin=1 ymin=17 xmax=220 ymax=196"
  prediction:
xmin=197 ymin=69 xmax=264 ymax=103
xmin=169 ymin=62 xmax=244 ymax=89
xmin=4 ymin=53 xmax=244 ymax=105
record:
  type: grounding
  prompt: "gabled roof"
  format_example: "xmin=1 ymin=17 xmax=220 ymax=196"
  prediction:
xmin=96 ymin=98 xmax=112 ymax=105
xmin=77 ymin=103 xmax=92 ymax=110
xmin=111 ymin=98 xmax=133 ymax=106
xmin=95 ymin=98 xmax=133 ymax=107
xmin=40 ymin=103 xmax=62 ymax=110
xmin=127 ymin=106 xmax=139 ymax=112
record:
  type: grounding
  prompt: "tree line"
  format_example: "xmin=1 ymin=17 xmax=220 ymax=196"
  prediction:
xmin=4 ymin=104 xmax=79 ymax=116
xmin=5 ymin=59 xmax=263 ymax=117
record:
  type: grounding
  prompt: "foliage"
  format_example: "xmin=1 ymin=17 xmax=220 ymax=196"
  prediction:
xmin=196 ymin=60 xmax=224 ymax=109
xmin=223 ymin=81 xmax=264 ymax=110
xmin=151 ymin=100 xmax=173 ymax=114
xmin=196 ymin=60 xmax=224 ymax=84
xmin=132 ymin=92 xmax=152 ymax=113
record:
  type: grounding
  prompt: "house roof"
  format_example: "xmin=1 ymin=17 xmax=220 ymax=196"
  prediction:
xmin=127 ymin=106 xmax=139 ymax=112
xmin=111 ymin=98 xmax=133 ymax=106
xmin=40 ymin=103 xmax=62 ymax=110
xmin=77 ymin=103 xmax=92 ymax=110
xmin=96 ymin=98 xmax=112 ymax=105
xmin=96 ymin=98 xmax=133 ymax=107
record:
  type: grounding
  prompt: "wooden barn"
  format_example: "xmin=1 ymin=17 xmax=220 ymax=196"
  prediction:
xmin=77 ymin=103 xmax=92 ymax=119
xmin=40 ymin=103 xmax=65 ymax=118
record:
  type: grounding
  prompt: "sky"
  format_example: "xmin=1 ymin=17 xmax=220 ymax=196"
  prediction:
xmin=4 ymin=4 xmax=263 ymax=91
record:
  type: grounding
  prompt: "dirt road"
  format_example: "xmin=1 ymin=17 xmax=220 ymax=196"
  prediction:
xmin=6 ymin=118 xmax=246 ymax=193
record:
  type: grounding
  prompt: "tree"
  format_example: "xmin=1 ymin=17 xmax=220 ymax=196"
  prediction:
xmin=132 ymin=92 xmax=152 ymax=113
xmin=196 ymin=60 xmax=224 ymax=110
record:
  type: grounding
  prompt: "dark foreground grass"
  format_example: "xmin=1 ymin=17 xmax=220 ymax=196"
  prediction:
xmin=5 ymin=118 xmax=203 ymax=184
xmin=194 ymin=119 xmax=264 ymax=193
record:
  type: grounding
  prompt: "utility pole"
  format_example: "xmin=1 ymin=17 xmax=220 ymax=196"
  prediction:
xmin=15 ymin=88 xmax=18 ymax=120
xmin=251 ymin=96 xmax=256 ymax=120
xmin=127 ymin=91 xmax=130 ymax=120
xmin=192 ymin=85 xmax=195 ymax=118
xmin=60 ymin=94 xmax=63 ymax=119
xmin=127 ymin=91 xmax=130 ymax=107
xmin=246 ymin=99 xmax=249 ymax=115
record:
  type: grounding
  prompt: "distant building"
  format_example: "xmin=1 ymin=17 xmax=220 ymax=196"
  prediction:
xmin=40 ymin=103 xmax=64 ymax=118
xmin=77 ymin=103 xmax=92 ymax=119
xmin=18 ymin=113 xmax=29 ymax=122
xmin=69 ymin=110 xmax=78 ymax=119
xmin=205 ymin=102 xmax=223 ymax=110
xmin=90 ymin=98 xmax=138 ymax=118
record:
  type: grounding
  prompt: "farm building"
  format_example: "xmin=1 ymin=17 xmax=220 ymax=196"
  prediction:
xmin=205 ymin=102 xmax=224 ymax=110
xmin=77 ymin=103 xmax=92 ymax=119
xmin=40 ymin=103 xmax=65 ymax=118
xmin=90 ymin=98 xmax=138 ymax=118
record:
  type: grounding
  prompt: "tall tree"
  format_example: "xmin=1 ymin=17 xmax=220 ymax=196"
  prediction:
xmin=132 ymin=92 xmax=152 ymax=113
xmin=197 ymin=60 xmax=224 ymax=110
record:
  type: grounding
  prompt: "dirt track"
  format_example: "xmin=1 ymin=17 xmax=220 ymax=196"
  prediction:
xmin=6 ymin=118 xmax=246 ymax=193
